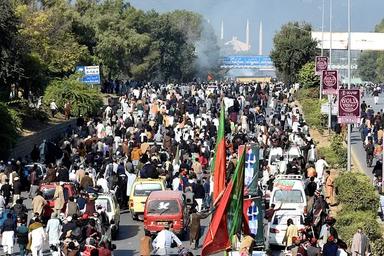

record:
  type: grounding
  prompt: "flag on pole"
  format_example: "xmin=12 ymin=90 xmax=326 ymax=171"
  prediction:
xmin=207 ymin=73 xmax=214 ymax=81
xmin=212 ymin=103 xmax=226 ymax=203
xmin=202 ymin=146 xmax=248 ymax=256
xmin=201 ymin=180 xmax=234 ymax=256
xmin=227 ymin=146 xmax=247 ymax=243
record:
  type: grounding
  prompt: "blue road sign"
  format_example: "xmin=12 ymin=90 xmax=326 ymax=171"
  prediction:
xmin=76 ymin=66 xmax=101 ymax=84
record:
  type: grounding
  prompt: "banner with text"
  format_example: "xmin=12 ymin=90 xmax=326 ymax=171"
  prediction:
xmin=338 ymin=89 xmax=361 ymax=124
xmin=322 ymin=70 xmax=338 ymax=95
xmin=315 ymin=56 xmax=328 ymax=75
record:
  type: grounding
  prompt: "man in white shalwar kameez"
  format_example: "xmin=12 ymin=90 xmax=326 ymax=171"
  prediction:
xmin=46 ymin=212 xmax=61 ymax=255
xmin=29 ymin=219 xmax=46 ymax=256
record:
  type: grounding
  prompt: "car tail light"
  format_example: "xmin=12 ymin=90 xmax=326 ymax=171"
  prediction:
xmin=269 ymin=228 xmax=280 ymax=233
xmin=129 ymin=200 xmax=134 ymax=208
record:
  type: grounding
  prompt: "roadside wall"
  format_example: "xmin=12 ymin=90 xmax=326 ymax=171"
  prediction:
xmin=10 ymin=119 xmax=76 ymax=160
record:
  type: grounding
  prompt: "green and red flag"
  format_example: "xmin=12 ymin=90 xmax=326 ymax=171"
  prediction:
xmin=212 ymin=102 xmax=226 ymax=203
xmin=202 ymin=146 xmax=248 ymax=256
xmin=201 ymin=180 xmax=234 ymax=256
xmin=227 ymin=146 xmax=249 ymax=245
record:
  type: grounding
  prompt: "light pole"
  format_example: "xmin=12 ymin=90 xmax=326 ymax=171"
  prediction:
xmin=328 ymin=0 xmax=333 ymax=134
xmin=347 ymin=0 xmax=352 ymax=171
xmin=320 ymin=0 xmax=325 ymax=100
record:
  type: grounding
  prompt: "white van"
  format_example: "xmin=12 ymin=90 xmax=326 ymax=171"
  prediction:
xmin=269 ymin=175 xmax=307 ymax=214
xmin=268 ymin=210 xmax=305 ymax=246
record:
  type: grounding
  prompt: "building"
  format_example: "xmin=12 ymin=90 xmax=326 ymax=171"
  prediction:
xmin=311 ymin=32 xmax=384 ymax=83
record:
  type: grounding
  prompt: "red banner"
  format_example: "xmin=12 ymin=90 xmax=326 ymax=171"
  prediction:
xmin=338 ymin=89 xmax=361 ymax=124
xmin=322 ymin=70 xmax=338 ymax=95
xmin=315 ymin=56 xmax=328 ymax=75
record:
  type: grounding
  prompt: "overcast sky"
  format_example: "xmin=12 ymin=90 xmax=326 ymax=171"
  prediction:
xmin=128 ymin=0 xmax=384 ymax=54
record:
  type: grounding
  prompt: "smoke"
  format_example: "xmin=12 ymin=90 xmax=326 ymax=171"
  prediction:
xmin=194 ymin=20 xmax=220 ymax=77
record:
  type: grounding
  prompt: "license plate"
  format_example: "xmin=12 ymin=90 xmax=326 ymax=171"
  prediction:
xmin=157 ymin=222 xmax=169 ymax=225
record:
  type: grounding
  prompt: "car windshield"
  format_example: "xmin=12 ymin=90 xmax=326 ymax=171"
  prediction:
xmin=147 ymin=200 xmax=180 ymax=215
xmin=41 ymin=187 xmax=69 ymax=200
xmin=272 ymin=189 xmax=304 ymax=204
xmin=134 ymin=183 xmax=162 ymax=196
xmin=273 ymin=214 xmax=304 ymax=225
xmin=95 ymin=198 xmax=112 ymax=212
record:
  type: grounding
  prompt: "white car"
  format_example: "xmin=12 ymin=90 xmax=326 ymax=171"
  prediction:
xmin=268 ymin=210 xmax=305 ymax=246
xmin=95 ymin=193 xmax=121 ymax=239
xmin=270 ymin=175 xmax=307 ymax=214
xmin=25 ymin=163 xmax=47 ymax=180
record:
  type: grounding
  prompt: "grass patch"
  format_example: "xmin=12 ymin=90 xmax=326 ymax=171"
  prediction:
xmin=296 ymin=88 xmax=328 ymax=130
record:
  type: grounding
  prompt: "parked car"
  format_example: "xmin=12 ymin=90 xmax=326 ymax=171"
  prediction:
xmin=95 ymin=193 xmax=120 ymax=239
xmin=268 ymin=210 xmax=305 ymax=246
xmin=129 ymin=178 xmax=166 ymax=220
xmin=144 ymin=191 xmax=189 ymax=237
xmin=39 ymin=182 xmax=78 ymax=221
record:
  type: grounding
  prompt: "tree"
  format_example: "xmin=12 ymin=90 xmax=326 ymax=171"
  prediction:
xmin=298 ymin=62 xmax=319 ymax=88
xmin=0 ymin=0 xmax=24 ymax=88
xmin=43 ymin=74 xmax=103 ymax=116
xmin=271 ymin=22 xmax=318 ymax=84
xmin=357 ymin=51 xmax=378 ymax=82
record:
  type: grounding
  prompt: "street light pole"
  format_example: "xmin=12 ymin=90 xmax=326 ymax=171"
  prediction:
xmin=347 ymin=0 xmax=352 ymax=171
xmin=320 ymin=0 xmax=325 ymax=100
xmin=328 ymin=0 xmax=333 ymax=134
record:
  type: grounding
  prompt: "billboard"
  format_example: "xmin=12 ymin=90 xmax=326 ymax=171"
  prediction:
xmin=322 ymin=70 xmax=338 ymax=95
xmin=76 ymin=66 xmax=101 ymax=84
xmin=315 ymin=56 xmax=328 ymax=75
xmin=312 ymin=32 xmax=384 ymax=51
xmin=238 ymin=144 xmax=260 ymax=196
xmin=221 ymin=55 xmax=274 ymax=69
xmin=338 ymin=89 xmax=361 ymax=124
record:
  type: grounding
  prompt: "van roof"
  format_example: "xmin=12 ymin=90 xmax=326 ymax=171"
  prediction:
xmin=134 ymin=178 xmax=163 ymax=183
xmin=147 ymin=191 xmax=183 ymax=200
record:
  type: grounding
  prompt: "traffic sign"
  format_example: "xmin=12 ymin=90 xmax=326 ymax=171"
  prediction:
xmin=315 ymin=56 xmax=328 ymax=75
xmin=322 ymin=70 xmax=338 ymax=95
xmin=338 ymin=89 xmax=360 ymax=124
xmin=76 ymin=66 xmax=101 ymax=84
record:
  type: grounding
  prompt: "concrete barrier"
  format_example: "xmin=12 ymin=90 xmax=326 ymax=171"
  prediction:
xmin=10 ymin=119 xmax=76 ymax=160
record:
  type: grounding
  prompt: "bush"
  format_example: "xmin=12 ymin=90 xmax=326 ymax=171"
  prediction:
xmin=335 ymin=172 xmax=379 ymax=212
xmin=296 ymin=88 xmax=327 ymax=130
xmin=335 ymin=210 xmax=381 ymax=245
xmin=371 ymin=238 xmax=384 ymax=256
xmin=330 ymin=135 xmax=348 ymax=168
xmin=298 ymin=62 xmax=320 ymax=89
xmin=44 ymin=74 xmax=103 ymax=117
xmin=0 ymin=102 xmax=22 ymax=159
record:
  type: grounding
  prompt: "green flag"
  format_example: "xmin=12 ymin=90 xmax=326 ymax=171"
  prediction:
xmin=211 ymin=102 xmax=225 ymax=174
xmin=227 ymin=145 xmax=246 ymax=245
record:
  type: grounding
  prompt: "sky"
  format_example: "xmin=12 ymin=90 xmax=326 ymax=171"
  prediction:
xmin=128 ymin=0 xmax=384 ymax=55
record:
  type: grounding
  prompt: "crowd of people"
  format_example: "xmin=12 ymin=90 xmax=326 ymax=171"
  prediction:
xmin=0 ymin=80 xmax=374 ymax=256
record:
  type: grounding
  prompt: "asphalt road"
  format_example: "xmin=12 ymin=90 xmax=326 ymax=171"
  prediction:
xmin=350 ymin=94 xmax=379 ymax=179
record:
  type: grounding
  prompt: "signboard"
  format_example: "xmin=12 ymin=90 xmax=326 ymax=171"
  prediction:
xmin=221 ymin=55 xmax=274 ymax=69
xmin=315 ymin=56 xmax=328 ymax=75
xmin=322 ymin=70 xmax=338 ymax=95
xmin=76 ymin=66 xmax=101 ymax=84
xmin=338 ymin=89 xmax=361 ymax=124
xmin=238 ymin=144 xmax=260 ymax=196
xmin=246 ymin=197 xmax=264 ymax=246
xmin=321 ymin=103 xmax=338 ymax=115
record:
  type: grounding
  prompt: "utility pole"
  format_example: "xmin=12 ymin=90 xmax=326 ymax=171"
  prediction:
xmin=328 ymin=0 xmax=333 ymax=134
xmin=320 ymin=0 xmax=325 ymax=100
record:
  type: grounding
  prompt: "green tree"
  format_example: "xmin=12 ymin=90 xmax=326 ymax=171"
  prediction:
xmin=271 ymin=22 xmax=318 ymax=84
xmin=297 ymin=62 xmax=319 ymax=88
xmin=43 ymin=74 xmax=103 ymax=116
xmin=0 ymin=0 xmax=24 ymax=88
xmin=16 ymin=0 xmax=88 ymax=76
xmin=357 ymin=51 xmax=378 ymax=82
